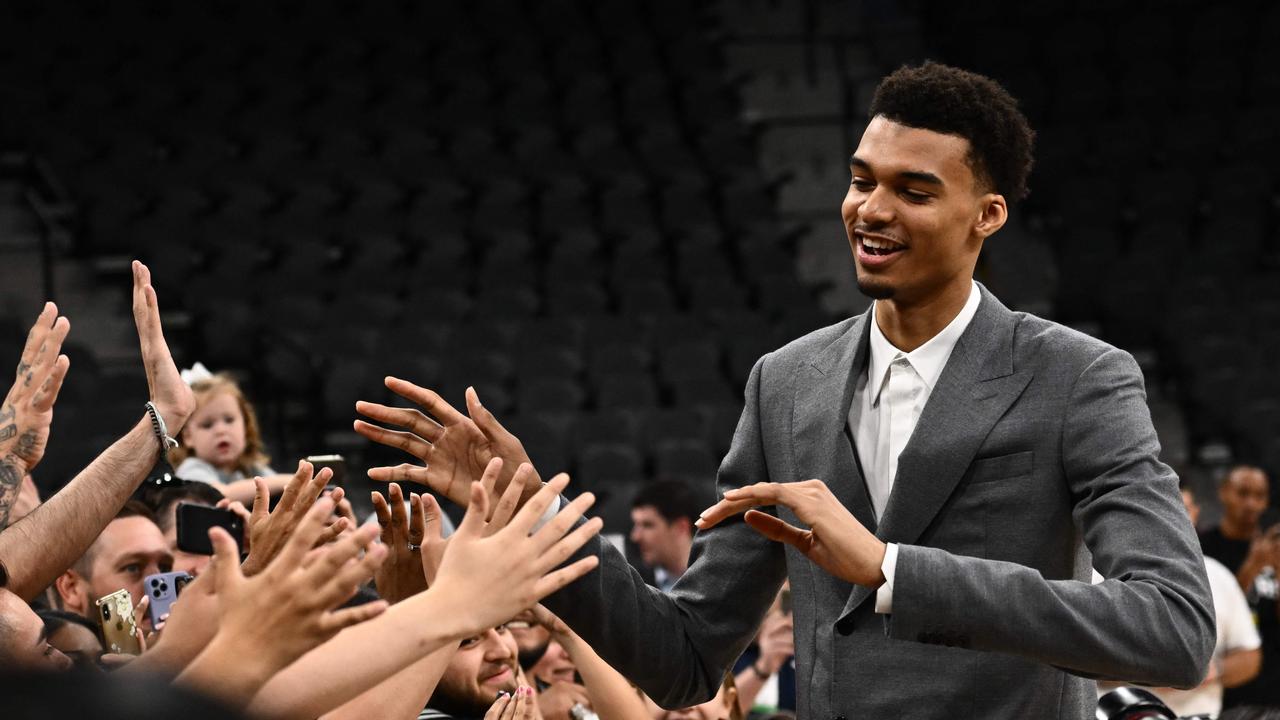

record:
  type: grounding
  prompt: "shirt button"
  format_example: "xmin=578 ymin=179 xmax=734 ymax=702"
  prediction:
xmin=836 ymin=617 xmax=854 ymax=636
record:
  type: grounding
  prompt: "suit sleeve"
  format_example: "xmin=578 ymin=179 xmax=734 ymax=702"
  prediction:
xmin=886 ymin=348 xmax=1215 ymax=688
xmin=541 ymin=355 xmax=789 ymax=708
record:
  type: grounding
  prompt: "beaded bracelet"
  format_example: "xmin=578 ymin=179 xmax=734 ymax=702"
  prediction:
xmin=144 ymin=402 xmax=179 ymax=454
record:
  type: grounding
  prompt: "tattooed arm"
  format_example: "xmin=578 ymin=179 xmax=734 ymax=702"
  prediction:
xmin=0 ymin=263 xmax=195 ymax=600
xmin=0 ymin=303 xmax=70 ymax=530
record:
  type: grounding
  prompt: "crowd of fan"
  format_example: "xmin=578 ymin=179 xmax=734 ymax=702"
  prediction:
xmin=6 ymin=263 xmax=1280 ymax=719
xmin=0 ymin=262 xmax=798 ymax=719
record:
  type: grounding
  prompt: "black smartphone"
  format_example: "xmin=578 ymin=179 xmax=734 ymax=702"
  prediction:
xmin=175 ymin=503 xmax=244 ymax=555
xmin=307 ymin=454 xmax=347 ymax=488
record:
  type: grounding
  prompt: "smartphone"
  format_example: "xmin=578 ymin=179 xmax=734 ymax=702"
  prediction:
xmin=307 ymin=454 xmax=348 ymax=488
xmin=176 ymin=502 xmax=244 ymax=555
xmin=96 ymin=589 xmax=142 ymax=655
xmin=143 ymin=571 xmax=193 ymax=626
xmin=780 ymin=587 xmax=792 ymax=614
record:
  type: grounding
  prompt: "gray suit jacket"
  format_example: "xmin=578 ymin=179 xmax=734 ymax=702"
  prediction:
xmin=545 ymin=287 xmax=1214 ymax=720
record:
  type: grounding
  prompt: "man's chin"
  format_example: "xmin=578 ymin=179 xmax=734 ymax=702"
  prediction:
xmin=855 ymin=275 xmax=895 ymax=300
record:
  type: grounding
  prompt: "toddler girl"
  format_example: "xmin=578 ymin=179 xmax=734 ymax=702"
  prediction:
xmin=169 ymin=370 xmax=290 ymax=503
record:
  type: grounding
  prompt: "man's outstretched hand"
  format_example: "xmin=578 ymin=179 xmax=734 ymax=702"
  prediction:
xmin=131 ymin=260 xmax=195 ymax=434
xmin=697 ymin=479 xmax=888 ymax=588
xmin=355 ymin=379 xmax=537 ymax=507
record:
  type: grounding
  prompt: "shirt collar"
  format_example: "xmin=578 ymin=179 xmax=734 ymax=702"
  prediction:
xmin=866 ymin=281 xmax=982 ymax=400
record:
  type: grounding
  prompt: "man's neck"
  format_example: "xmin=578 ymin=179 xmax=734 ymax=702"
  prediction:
xmin=663 ymin=537 xmax=693 ymax=578
xmin=874 ymin=279 xmax=973 ymax=353
xmin=1219 ymin=518 xmax=1256 ymax=541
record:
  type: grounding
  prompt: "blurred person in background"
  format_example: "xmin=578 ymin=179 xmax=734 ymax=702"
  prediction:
xmin=629 ymin=479 xmax=698 ymax=591
xmin=168 ymin=369 xmax=292 ymax=505
xmin=36 ymin=608 xmax=104 ymax=671
xmin=507 ymin=607 xmax=553 ymax=671
xmin=1100 ymin=482 xmax=1261 ymax=717
xmin=731 ymin=586 xmax=795 ymax=716
xmin=652 ymin=674 xmax=742 ymax=720
xmin=53 ymin=501 xmax=172 ymax=632
xmin=1201 ymin=466 xmax=1273 ymax=589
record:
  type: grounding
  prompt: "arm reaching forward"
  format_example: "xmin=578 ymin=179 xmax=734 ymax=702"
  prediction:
xmin=0 ymin=302 xmax=70 ymax=529
xmin=0 ymin=261 xmax=195 ymax=599
xmin=248 ymin=462 xmax=603 ymax=719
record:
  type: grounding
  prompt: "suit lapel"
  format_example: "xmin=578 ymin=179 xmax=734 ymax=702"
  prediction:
xmin=840 ymin=287 xmax=1034 ymax=620
xmin=792 ymin=313 xmax=877 ymax=534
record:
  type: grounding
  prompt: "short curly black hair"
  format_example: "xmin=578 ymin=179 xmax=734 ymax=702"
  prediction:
xmin=869 ymin=61 xmax=1035 ymax=202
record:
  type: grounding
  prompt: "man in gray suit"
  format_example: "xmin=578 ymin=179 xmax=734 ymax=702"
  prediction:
xmin=357 ymin=62 xmax=1214 ymax=719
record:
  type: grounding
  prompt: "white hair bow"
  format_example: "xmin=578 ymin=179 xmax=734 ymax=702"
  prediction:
xmin=180 ymin=361 xmax=215 ymax=386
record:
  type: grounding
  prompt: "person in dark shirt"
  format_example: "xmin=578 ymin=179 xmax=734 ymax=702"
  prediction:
xmin=1200 ymin=466 xmax=1271 ymax=587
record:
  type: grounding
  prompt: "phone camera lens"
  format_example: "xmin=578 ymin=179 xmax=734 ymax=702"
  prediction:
xmin=102 ymin=605 xmax=111 ymax=619
xmin=153 ymin=589 xmax=161 ymax=597
xmin=150 ymin=579 xmax=159 ymax=587
xmin=160 ymin=583 xmax=168 ymax=592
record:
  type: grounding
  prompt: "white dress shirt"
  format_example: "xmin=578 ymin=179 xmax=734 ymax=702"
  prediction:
xmin=847 ymin=281 xmax=982 ymax=613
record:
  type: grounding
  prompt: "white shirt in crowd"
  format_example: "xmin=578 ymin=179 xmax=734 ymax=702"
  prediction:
xmin=1097 ymin=556 xmax=1261 ymax=717
xmin=846 ymin=281 xmax=983 ymax=614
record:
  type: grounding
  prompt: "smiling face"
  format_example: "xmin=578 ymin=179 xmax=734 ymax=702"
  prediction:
xmin=181 ymin=392 xmax=247 ymax=471
xmin=842 ymin=116 xmax=1006 ymax=308
xmin=432 ymin=625 xmax=520 ymax=717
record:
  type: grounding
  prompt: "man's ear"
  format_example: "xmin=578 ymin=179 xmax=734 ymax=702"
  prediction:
xmin=54 ymin=570 xmax=89 ymax=617
xmin=973 ymin=193 xmax=1008 ymax=240
xmin=673 ymin=517 xmax=694 ymax=537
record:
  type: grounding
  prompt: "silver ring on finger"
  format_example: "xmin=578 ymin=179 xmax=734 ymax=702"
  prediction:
xmin=407 ymin=543 xmax=422 ymax=552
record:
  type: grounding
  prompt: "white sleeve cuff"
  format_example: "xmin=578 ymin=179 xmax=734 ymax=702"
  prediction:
xmin=530 ymin=492 xmax=559 ymax=533
xmin=874 ymin=543 xmax=899 ymax=614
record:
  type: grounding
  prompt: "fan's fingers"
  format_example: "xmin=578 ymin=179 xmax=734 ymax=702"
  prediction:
xmin=421 ymin=493 xmax=444 ymax=541
xmin=408 ymin=492 xmax=425 ymax=543
xmin=371 ymin=491 xmax=393 ymax=542
xmin=300 ymin=465 xmax=333 ymax=510
xmin=16 ymin=302 xmax=56 ymax=382
xmin=388 ymin=482 xmax=407 ymax=535
xmin=303 ymin=522 xmax=380 ymax=586
xmin=532 ymin=556 xmax=601 ymax=599
xmin=318 ymin=544 xmax=387 ymax=608
xmin=509 ymin=473 xmax=570 ymax=536
xmin=530 ymin=489 xmax=595 ymax=551
xmin=536 ymin=516 xmax=604 ymax=574
xmin=367 ymin=464 xmax=435 ymax=488
xmin=276 ymin=460 xmax=312 ymax=512
xmin=383 ymin=377 xmax=465 ymax=426
xmin=487 ymin=462 xmax=530 ymax=534
xmin=352 ymin=419 xmax=434 ymax=458
xmin=456 ymin=480 xmax=492 ymax=537
xmin=319 ymin=598 xmax=389 ymax=636
xmin=275 ymin=497 xmax=338 ymax=569
xmin=354 ymin=402 xmax=445 ymax=443
xmin=316 ymin=517 xmax=349 ymax=546
xmin=30 ymin=354 xmax=70 ymax=412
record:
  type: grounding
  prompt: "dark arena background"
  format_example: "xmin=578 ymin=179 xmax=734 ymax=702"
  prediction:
xmin=1 ymin=0 xmax=1278 ymax=532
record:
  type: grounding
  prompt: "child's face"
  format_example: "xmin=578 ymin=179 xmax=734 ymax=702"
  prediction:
xmin=183 ymin=392 xmax=247 ymax=469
